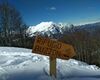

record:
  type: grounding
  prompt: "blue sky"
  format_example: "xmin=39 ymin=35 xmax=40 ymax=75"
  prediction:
xmin=0 ymin=0 xmax=100 ymax=25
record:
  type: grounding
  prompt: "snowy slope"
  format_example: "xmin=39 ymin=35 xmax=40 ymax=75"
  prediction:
xmin=0 ymin=47 xmax=100 ymax=80
xmin=26 ymin=22 xmax=69 ymax=37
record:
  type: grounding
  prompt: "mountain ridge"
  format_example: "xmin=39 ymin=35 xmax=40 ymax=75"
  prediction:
xmin=26 ymin=21 xmax=100 ymax=37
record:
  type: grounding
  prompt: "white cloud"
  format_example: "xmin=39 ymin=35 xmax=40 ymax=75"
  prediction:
xmin=49 ymin=7 xmax=56 ymax=10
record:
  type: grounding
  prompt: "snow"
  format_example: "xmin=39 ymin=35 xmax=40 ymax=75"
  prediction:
xmin=31 ymin=22 xmax=54 ymax=32
xmin=26 ymin=21 xmax=69 ymax=37
xmin=0 ymin=47 xmax=100 ymax=80
xmin=26 ymin=21 xmax=55 ymax=36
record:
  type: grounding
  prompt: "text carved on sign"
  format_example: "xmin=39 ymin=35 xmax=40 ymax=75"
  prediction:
xmin=32 ymin=36 xmax=75 ymax=59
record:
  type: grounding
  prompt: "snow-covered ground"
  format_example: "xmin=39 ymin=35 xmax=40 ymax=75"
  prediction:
xmin=0 ymin=47 xmax=100 ymax=80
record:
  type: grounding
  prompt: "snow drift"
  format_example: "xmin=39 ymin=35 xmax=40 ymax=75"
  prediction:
xmin=0 ymin=47 xmax=100 ymax=80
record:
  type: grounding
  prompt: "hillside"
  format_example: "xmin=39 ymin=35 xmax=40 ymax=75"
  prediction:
xmin=0 ymin=47 xmax=100 ymax=80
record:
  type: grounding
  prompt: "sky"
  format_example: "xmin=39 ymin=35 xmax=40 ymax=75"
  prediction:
xmin=0 ymin=0 xmax=100 ymax=25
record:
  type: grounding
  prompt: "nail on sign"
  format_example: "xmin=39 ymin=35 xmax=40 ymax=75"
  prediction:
xmin=32 ymin=36 xmax=75 ymax=59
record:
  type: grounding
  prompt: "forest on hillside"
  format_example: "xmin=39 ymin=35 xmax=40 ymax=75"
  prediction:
xmin=59 ymin=26 xmax=100 ymax=66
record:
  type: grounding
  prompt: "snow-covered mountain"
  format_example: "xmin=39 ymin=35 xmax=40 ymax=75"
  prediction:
xmin=26 ymin=21 xmax=100 ymax=38
xmin=77 ymin=22 xmax=100 ymax=32
xmin=26 ymin=21 xmax=70 ymax=37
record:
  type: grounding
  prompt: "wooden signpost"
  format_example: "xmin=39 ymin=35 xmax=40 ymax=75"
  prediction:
xmin=32 ymin=36 xmax=76 ymax=78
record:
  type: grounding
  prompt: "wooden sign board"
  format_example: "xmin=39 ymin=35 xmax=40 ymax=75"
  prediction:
xmin=32 ymin=36 xmax=76 ymax=78
xmin=32 ymin=36 xmax=75 ymax=59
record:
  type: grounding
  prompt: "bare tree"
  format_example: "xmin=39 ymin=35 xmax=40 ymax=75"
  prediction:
xmin=0 ymin=1 xmax=27 ymax=47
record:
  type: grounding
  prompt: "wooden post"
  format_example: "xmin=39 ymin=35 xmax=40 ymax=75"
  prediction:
xmin=50 ymin=56 xmax=56 ymax=78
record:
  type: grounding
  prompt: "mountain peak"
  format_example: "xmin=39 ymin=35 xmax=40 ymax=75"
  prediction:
xmin=36 ymin=21 xmax=54 ymax=27
xmin=26 ymin=21 xmax=67 ymax=37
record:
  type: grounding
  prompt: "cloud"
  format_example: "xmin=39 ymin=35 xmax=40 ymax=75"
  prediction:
xmin=49 ymin=7 xmax=56 ymax=10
